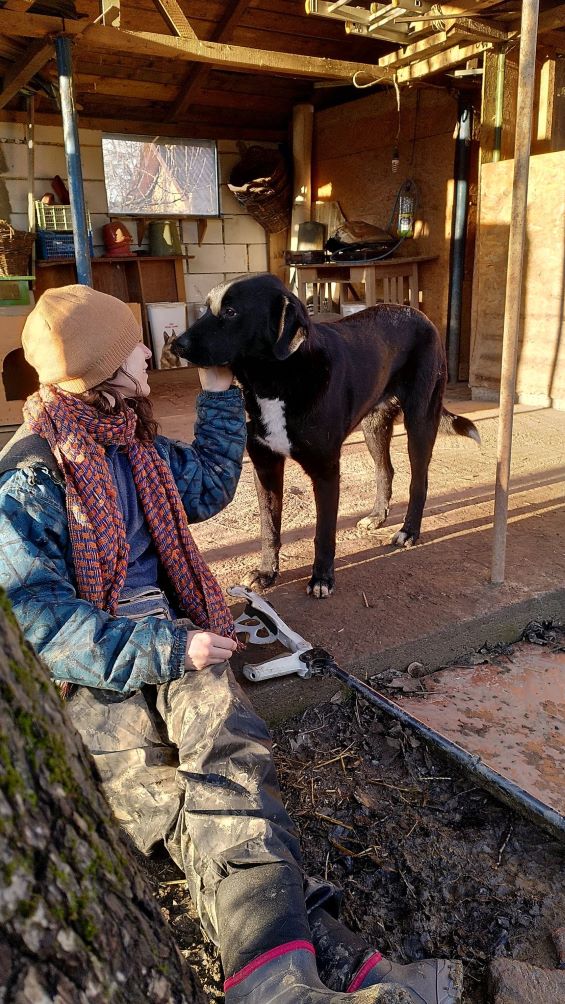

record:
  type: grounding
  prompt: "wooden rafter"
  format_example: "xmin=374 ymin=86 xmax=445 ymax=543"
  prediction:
xmin=0 ymin=38 xmax=54 ymax=110
xmin=169 ymin=0 xmax=251 ymax=121
xmin=150 ymin=0 xmax=197 ymax=41
xmin=0 ymin=11 xmax=87 ymax=36
xmin=0 ymin=106 xmax=287 ymax=142
xmin=76 ymin=24 xmax=395 ymax=82
xmin=100 ymin=1 xmax=120 ymax=28
xmin=395 ymin=39 xmax=492 ymax=83
xmin=394 ymin=13 xmax=510 ymax=43
xmin=0 ymin=13 xmax=393 ymax=82
xmin=508 ymin=3 xmax=565 ymax=33
xmin=0 ymin=8 xmax=115 ymax=110
xmin=68 ymin=73 xmax=178 ymax=101
xmin=378 ymin=28 xmax=467 ymax=70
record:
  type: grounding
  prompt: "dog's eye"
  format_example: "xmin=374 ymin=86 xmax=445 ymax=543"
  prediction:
xmin=224 ymin=306 xmax=237 ymax=318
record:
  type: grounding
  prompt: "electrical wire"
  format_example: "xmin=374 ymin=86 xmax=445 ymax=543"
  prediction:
xmin=352 ymin=71 xmax=401 ymax=155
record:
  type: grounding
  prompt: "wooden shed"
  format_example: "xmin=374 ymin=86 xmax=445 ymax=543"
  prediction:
xmin=0 ymin=1 xmax=564 ymax=430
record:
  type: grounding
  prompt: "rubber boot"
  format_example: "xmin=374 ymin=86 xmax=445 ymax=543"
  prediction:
xmin=309 ymin=908 xmax=463 ymax=1004
xmin=224 ymin=941 xmax=413 ymax=1004
xmin=348 ymin=954 xmax=464 ymax=1004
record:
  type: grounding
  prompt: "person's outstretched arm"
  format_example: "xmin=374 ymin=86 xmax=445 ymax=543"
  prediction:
xmin=156 ymin=366 xmax=247 ymax=523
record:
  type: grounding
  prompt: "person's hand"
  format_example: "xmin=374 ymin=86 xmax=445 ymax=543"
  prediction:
xmin=197 ymin=366 xmax=233 ymax=392
xmin=184 ymin=630 xmax=237 ymax=671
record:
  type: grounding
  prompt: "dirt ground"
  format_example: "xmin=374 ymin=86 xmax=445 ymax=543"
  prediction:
xmin=148 ymin=624 xmax=565 ymax=1004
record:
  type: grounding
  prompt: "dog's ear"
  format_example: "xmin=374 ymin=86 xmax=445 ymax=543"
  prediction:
xmin=272 ymin=291 xmax=310 ymax=361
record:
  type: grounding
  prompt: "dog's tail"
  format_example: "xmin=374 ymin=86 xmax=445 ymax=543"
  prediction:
xmin=440 ymin=408 xmax=481 ymax=444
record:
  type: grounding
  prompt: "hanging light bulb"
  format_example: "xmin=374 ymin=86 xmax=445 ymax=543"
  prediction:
xmin=391 ymin=146 xmax=400 ymax=173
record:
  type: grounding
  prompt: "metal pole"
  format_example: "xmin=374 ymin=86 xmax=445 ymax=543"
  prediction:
xmin=54 ymin=35 xmax=92 ymax=287
xmin=446 ymin=95 xmax=473 ymax=383
xmin=490 ymin=0 xmax=539 ymax=584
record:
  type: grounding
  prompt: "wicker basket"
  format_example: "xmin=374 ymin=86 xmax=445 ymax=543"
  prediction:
xmin=228 ymin=146 xmax=291 ymax=235
xmin=0 ymin=221 xmax=35 ymax=277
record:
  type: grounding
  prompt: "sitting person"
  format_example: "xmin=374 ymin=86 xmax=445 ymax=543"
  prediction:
xmin=0 ymin=285 xmax=463 ymax=1004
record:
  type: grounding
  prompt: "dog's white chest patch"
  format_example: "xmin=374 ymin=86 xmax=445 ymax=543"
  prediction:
xmin=256 ymin=397 xmax=293 ymax=457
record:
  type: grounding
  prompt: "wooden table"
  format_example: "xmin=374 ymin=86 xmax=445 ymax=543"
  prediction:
xmin=296 ymin=256 xmax=437 ymax=311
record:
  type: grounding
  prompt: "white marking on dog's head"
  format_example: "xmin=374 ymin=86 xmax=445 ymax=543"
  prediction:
xmin=207 ymin=280 xmax=233 ymax=317
xmin=207 ymin=274 xmax=258 ymax=317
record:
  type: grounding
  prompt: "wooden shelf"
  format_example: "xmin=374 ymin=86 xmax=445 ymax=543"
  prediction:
xmin=34 ymin=255 xmax=186 ymax=348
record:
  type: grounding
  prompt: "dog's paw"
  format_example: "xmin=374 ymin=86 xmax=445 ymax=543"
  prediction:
xmin=390 ymin=529 xmax=419 ymax=548
xmin=243 ymin=567 xmax=278 ymax=592
xmin=357 ymin=512 xmax=388 ymax=533
xmin=306 ymin=575 xmax=334 ymax=599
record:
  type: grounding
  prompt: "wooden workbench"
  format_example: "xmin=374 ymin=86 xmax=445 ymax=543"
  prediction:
xmin=295 ymin=256 xmax=438 ymax=311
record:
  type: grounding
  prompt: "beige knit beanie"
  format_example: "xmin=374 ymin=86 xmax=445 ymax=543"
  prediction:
xmin=22 ymin=284 xmax=142 ymax=393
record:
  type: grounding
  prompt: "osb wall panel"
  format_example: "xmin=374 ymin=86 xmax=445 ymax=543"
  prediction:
xmin=470 ymin=151 xmax=565 ymax=407
xmin=313 ymin=87 xmax=459 ymax=337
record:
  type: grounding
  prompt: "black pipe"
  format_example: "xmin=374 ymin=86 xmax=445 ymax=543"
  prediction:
xmin=446 ymin=95 xmax=473 ymax=384
xmin=55 ymin=35 xmax=92 ymax=287
xmin=301 ymin=647 xmax=565 ymax=843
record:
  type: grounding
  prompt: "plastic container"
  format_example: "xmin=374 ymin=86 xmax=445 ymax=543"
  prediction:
xmin=147 ymin=302 xmax=188 ymax=369
xmin=36 ymin=230 xmax=94 ymax=260
xmin=35 ymin=202 xmax=92 ymax=231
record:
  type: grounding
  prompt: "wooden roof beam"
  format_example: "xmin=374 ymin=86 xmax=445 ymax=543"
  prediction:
xmin=0 ymin=107 xmax=286 ymax=142
xmin=0 ymin=37 xmax=54 ymax=109
xmin=378 ymin=28 xmax=468 ymax=70
xmin=150 ymin=0 xmax=197 ymax=41
xmin=0 ymin=11 xmax=88 ymax=36
xmin=395 ymin=39 xmax=492 ymax=82
xmin=169 ymin=0 xmax=251 ymax=121
xmin=394 ymin=12 xmax=510 ymax=43
xmin=509 ymin=3 xmax=565 ymax=33
xmin=75 ymin=24 xmax=395 ymax=82
xmin=0 ymin=6 xmax=111 ymax=110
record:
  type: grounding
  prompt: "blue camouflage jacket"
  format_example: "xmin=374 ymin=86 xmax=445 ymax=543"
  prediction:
xmin=0 ymin=388 xmax=246 ymax=693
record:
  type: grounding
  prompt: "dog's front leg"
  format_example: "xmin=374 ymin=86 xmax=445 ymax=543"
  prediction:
xmin=244 ymin=436 xmax=285 ymax=591
xmin=307 ymin=460 xmax=340 ymax=598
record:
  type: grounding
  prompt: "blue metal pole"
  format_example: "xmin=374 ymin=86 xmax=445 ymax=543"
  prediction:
xmin=55 ymin=35 xmax=92 ymax=286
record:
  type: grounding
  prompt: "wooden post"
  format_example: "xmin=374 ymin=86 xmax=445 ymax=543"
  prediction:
xmin=290 ymin=103 xmax=314 ymax=252
xmin=551 ymin=57 xmax=565 ymax=151
xmin=491 ymin=0 xmax=540 ymax=585
xmin=26 ymin=94 xmax=34 ymax=233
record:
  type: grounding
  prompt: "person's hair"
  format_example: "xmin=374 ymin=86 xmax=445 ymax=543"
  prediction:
xmin=78 ymin=365 xmax=159 ymax=443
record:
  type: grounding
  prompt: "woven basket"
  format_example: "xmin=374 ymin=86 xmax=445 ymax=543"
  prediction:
xmin=0 ymin=221 xmax=35 ymax=277
xmin=228 ymin=146 xmax=291 ymax=235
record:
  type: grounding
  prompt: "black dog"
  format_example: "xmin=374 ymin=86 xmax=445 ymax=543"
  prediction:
xmin=174 ymin=273 xmax=479 ymax=597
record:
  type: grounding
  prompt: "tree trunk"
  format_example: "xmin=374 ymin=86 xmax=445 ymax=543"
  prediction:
xmin=0 ymin=592 xmax=206 ymax=1004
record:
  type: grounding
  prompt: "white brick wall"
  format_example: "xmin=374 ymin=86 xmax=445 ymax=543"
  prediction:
xmin=0 ymin=119 xmax=271 ymax=310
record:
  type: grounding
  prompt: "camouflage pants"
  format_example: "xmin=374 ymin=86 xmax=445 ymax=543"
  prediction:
xmin=67 ymin=662 xmax=337 ymax=976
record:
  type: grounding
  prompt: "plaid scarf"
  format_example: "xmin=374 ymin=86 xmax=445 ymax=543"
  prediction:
xmin=24 ymin=386 xmax=236 ymax=641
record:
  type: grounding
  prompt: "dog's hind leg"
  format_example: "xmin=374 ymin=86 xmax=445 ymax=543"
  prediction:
xmin=392 ymin=385 xmax=442 ymax=548
xmin=244 ymin=437 xmax=285 ymax=591
xmin=357 ymin=399 xmax=400 ymax=533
